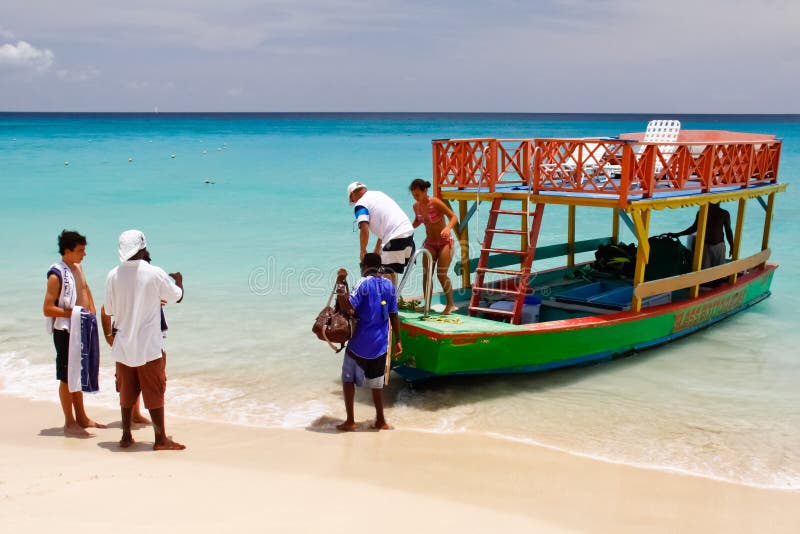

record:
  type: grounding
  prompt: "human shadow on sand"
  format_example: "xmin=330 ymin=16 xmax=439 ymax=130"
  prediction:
xmin=306 ymin=379 xmax=407 ymax=434
xmin=305 ymin=415 xmax=385 ymax=434
xmin=97 ymin=440 xmax=156 ymax=453
xmin=39 ymin=426 xmax=95 ymax=439
xmin=103 ymin=420 xmax=151 ymax=430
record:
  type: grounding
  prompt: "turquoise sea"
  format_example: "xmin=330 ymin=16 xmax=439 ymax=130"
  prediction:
xmin=1 ymin=113 xmax=798 ymax=489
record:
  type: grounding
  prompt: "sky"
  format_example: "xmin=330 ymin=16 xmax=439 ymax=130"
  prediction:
xmin=1 ymin=0 xmax=798 ymax=112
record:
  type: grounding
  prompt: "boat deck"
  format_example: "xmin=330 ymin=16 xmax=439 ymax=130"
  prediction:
xmin=399 ymin=310 xmax=525 ymax=334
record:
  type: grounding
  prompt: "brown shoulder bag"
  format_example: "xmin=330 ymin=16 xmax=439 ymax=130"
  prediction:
xmin=312 ymin=280 xmax=355 ymax=353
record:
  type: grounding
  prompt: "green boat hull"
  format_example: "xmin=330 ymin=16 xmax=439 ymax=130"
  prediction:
xmin=393 ymin=267 xmax=775 ymax=381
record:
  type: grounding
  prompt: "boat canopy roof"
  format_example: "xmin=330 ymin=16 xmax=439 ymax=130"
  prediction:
xmin=433 ymin=130 xmax=785 ymax=209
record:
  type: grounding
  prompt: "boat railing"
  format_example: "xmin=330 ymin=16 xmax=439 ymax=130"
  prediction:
xmin=432 ymin=138 xmax=532 ymax=196
xmin=396 ymin=248 xmax=434 ymax=318
xmin=432 ymin=134 xmax=781 ymax=203
xmin=632 ymin=248 xmax=771 ymax=311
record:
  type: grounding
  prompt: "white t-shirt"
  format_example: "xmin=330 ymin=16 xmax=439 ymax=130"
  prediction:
xmin=104 ymin=260 xmax=183 ymax=367
xmin=354 ymin=190 xmax=414 ymax=244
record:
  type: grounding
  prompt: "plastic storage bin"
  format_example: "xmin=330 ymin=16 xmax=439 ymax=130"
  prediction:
xmin=489 ymin=297 xmax=541 ymax=323
xmin=555 ymin=281 xmax=626 ymax=303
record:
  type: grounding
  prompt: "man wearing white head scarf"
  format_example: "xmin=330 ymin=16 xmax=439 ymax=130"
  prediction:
xmin=104 ymin=230 xmax=186 ymax=450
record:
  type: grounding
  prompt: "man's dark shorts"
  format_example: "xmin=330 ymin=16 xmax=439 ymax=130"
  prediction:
xmin=381 ymin=235 xmax=415 ymax=275
xmin=53 ymin=329 xmax=69 ymax=382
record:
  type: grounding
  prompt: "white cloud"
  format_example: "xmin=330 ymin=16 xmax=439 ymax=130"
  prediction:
xmin=0 ymin=28 xmax=15 ymax=40
xmin=0 ymin=40 xmax=54 ymax=72
xmin=56 ymin=66 xmax=100 ymax=82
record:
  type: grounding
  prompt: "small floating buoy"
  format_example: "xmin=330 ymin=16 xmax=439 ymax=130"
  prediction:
xmin=204 ymin=179 xmax=216 ymax=184
xmin=202 ymin=150 xmax=207 ymax=154
xmin=170 ymin=154 xmax=176 ymax=158
xmin=217 ymin=147 xmax=222 ymax=151
xmin=128 ymin=157 xmax=134 ymax=163
xmin=64 ymin=161 xmax=69 ymax=166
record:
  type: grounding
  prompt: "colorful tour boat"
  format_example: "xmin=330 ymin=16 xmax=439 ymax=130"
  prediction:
xmin=393 ymin=121 xmax=786 ymax=381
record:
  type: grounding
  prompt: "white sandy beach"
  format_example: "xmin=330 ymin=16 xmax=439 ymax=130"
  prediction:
xmin=1 ymin=394 xmax=798 ymax=533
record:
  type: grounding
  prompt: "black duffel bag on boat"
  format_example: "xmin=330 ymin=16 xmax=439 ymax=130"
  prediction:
xmin=593 ymin=242 xmax=636 ymax=278
xmin=644 ymin=234 xmax=692 ymax=280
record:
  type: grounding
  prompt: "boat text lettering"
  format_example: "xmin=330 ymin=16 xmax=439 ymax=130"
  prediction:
xmin=672 ymin=288 xmax=746 ymax=332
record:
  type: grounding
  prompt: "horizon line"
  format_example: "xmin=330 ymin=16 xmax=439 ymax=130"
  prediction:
xmin=2 ymin=111 xmax=799 ymax=116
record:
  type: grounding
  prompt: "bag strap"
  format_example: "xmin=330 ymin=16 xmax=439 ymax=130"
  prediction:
xmin=320 ymin=325 xmax=345 ymax=353
xmin=326 ymin=279 xmax=350 ymax=307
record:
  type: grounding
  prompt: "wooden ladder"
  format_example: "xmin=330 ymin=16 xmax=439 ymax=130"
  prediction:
xmin=468 ymin=198 xmax=545 ymax=324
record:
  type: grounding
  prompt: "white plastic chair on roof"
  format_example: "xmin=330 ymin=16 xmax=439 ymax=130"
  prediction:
xmin=605 ymin=119 xmax=681 ymax=178
xmin=642 ymin=119 xmax=680 ymax=155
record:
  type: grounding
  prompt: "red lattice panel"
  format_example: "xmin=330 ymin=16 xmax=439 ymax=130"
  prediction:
xmin=434 ymin=136 xmax=783 ymax=200
xmin=433 ymin=139 xmax=494 ymax=194
xmin=497 ymin=140 xmax=531 ymax=186
xmin=750 ymin=142 xmax=781 ymax=185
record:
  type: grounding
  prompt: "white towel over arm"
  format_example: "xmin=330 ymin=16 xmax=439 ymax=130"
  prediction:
xmin=67 ymin=306 xmax=84 ymax=393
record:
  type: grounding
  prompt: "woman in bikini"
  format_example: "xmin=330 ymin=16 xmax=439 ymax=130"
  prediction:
xmin=409 ymin=178 xmax=458 ymax=314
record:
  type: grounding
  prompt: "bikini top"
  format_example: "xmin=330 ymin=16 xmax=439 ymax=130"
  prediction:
xmin=413 ymin=200 xmax=442 ymax=225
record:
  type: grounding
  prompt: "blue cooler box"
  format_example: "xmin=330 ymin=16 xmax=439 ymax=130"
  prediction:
xmin=489 ymin=296 xmax=541 ymax=323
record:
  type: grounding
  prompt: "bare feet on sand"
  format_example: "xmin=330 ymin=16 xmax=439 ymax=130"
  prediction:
xmin=79 ymin=419 xmax=107 ymax=429
xmin=64 ymin=423 xmax=94 ymax=437
xmin=119 ymin=433 xmax=135 ymax=448
xmin=153 ymin=439 xmax=186 ymax=451
xmin=373 ymin=420 xmax=392 ymax=430
xmin=336 ymin=421 xmax=357 ymax=432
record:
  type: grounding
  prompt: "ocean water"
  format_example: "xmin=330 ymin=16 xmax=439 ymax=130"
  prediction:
xmin=1 ymin=113 xmax=799 ymax=489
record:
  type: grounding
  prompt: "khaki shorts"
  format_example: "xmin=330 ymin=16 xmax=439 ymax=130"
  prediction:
xmin=116 ymin=358 xmax=167 ymax=410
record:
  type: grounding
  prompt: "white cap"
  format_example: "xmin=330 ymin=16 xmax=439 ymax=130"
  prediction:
xmin=118 ymin=229 xmax=147 ymax=262
xmin=347 ymin=181 xmax=366 ymax=197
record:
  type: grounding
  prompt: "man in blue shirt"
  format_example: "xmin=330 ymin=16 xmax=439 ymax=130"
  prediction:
xmin=335 ymin=253 xmax=402 ymax=431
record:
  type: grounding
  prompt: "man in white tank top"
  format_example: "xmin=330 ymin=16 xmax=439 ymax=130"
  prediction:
xmin=42 ymin=230 xmax=107 ymax=436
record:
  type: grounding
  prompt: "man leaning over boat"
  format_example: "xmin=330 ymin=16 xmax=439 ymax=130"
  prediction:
xmin=347 ymin=181 xmax=415 ymax=286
